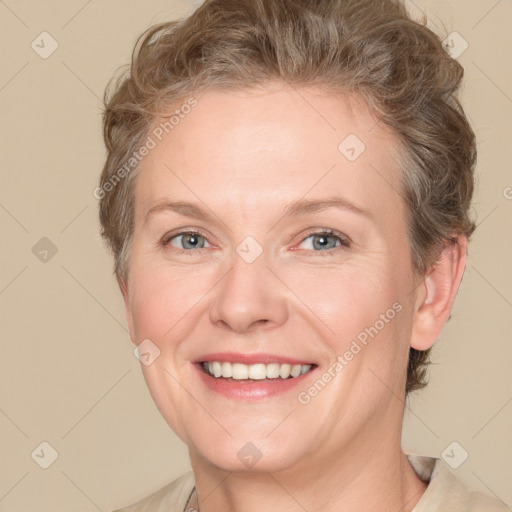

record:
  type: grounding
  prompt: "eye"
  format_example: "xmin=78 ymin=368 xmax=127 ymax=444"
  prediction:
xmin=296 ymin=229 xmax=350 ymax=252
xmin=160 ymin=229 xmax=350 ymax=254
xmin=164 ymin=231 xmax=212 ymax=250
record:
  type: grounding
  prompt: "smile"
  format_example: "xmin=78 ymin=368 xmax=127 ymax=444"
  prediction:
xmin=201 ymin=361 xmax=314 ymax=380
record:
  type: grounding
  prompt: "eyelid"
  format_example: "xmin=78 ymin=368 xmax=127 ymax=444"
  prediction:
xmin=161 ymin=228 xmax=351 ymax=253
xmin=161 ymin=229 xmax=214 ymax=250
xmin=293 ymin=228 xmax=351 ymax=251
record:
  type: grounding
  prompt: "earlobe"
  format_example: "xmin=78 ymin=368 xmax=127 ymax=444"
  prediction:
xmin=410 ymin=236 xmax=468 ymax=351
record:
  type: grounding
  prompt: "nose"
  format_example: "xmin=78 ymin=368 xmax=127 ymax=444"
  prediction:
xmin=208 ymin=248 xmax=289 ymax=334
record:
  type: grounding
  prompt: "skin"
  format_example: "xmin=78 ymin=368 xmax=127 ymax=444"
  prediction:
xmin=121 ymin=83 xmax=467 ymax=512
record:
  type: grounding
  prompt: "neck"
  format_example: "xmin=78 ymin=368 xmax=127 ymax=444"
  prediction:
xmin=188 ymin=421 xmax=427 ymax=512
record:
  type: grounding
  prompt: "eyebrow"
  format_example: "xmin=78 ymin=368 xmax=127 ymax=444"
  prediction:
xmin=144 ymin=200 xmax=220 ymax=225
xmin=283 ymin=196 xmax=372 ymax=220
xmin=144 ymin=196 xmax=373 ymax=225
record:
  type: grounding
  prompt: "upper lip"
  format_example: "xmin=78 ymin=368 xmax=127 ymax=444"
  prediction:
xmin=193 ymin=352 xmax=315 ymax=365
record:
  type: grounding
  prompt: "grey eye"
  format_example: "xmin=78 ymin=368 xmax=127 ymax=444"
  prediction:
xmin=299 ymin=232 xmax=342 ymax=251
xmin=169 ymin=232 xmax=210 ymax=250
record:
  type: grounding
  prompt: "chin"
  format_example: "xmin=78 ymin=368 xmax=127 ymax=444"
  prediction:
xmin=188 ymin=433 xmax=308 ymax=474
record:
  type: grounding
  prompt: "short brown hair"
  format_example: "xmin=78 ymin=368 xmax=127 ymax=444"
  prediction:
xmin=98 ymin=0 xmax=477 ymax=393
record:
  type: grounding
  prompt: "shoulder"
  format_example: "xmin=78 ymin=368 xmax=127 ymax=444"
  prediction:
xmin=408 ymin=455 xmax=510 ymax=512
xmin=110 ymin=471 xmax=195 ymax=512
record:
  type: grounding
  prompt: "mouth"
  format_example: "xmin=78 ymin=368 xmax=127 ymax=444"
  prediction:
xmin=200 ymin=361 xmax=315 ymax=380
xmin=193 ymin=352 xmax=318 ymax=400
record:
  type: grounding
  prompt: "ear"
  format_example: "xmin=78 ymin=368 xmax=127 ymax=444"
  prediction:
xmin=410 ymin=236 xmax=468 ymax=351
xmin=119 ymin=278 xmax=136 ymax=346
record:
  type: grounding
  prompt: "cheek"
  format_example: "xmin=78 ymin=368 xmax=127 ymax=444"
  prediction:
xmin=287 ymin=259 xmax=412 ymax=394
xmin=128 ymin=263 xmax=214 ymax=347
xmin=288 ymin=259 xmax=402 ymax=343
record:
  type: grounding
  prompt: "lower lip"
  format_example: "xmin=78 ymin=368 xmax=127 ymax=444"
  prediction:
xmin=194 ymin=363 xmax=317 ymax=401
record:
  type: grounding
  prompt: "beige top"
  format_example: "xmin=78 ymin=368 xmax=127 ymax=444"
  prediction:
xmin=112 ymin=455 xmax=510 ymax=512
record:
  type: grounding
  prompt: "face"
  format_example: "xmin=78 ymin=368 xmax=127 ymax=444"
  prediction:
xmin=123 ymin=84 xmax=421 ymax=473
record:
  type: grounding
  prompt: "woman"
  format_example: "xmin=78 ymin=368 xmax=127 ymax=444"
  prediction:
xmin=98 ymin=0 xmax=510 ymax=510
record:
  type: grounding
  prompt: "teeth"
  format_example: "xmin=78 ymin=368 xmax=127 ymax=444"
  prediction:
xmin=248 ymin=363 xmax=267 ymax=380
xmin=212 ymin=361 xmax=222 ymax=378
xmin=221 ymin=361 xmax=232 ymax=378
xmin=280 ymin=363 xmax=291 ymax=378
xmin=266 ymin=363 xmax=281 ymax=379
xmin=232 ymin=363 xmax=248 ymax=379
xmin=202 ymin=361 xmax=313 ymax=380
xmin=290 ymin=364 xmax=302 ymax=378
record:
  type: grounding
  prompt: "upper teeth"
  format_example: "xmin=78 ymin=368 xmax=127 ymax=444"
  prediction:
xmin=202 ymin=361 xmax=312 ymax=380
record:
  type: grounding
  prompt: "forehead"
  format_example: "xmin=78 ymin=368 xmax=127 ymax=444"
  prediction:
xmin=134 ymin=85 xmax=405 ymax=228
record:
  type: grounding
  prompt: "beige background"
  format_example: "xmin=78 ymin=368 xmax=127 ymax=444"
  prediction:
xmin=0 ymin=0 xmax=511 ymax=510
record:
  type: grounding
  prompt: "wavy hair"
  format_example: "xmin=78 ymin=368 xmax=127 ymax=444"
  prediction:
xmin=98 ymin=0 xmax=477 ymax=393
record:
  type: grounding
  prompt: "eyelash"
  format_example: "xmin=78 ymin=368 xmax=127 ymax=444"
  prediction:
xmin=160 ymin=228 xmax=351 ymax=256
xmin=293 ymin=229 xmax=351 ymax=255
